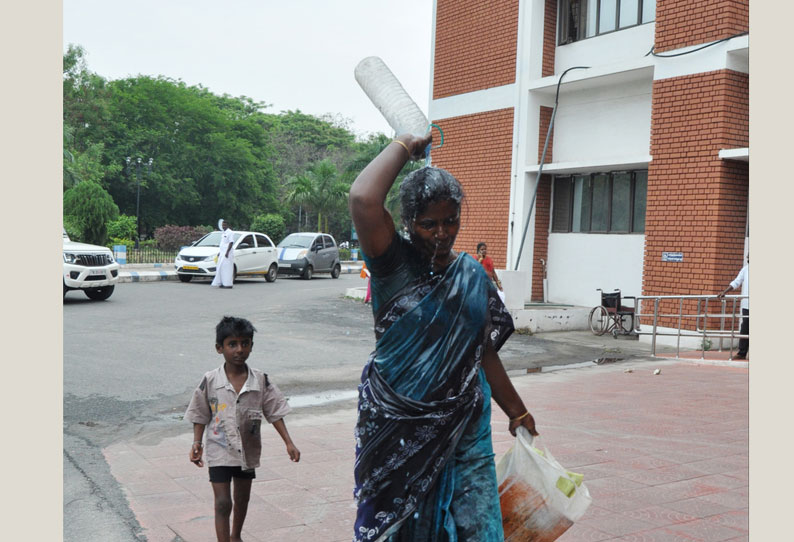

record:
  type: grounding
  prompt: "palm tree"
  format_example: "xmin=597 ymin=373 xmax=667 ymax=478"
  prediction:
xmin=286 ymin=159 xmax=349 ymax=233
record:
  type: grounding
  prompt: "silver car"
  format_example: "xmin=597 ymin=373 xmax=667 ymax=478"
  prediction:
xmin=277 ymin=232 xmax=341 ymax=280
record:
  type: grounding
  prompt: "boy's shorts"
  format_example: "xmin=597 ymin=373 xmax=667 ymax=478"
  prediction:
xmin=208 ymin=466 xmax=256 ymax=483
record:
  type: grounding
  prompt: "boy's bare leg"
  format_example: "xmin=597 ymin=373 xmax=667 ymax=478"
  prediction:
xmin=230 ymin=478 xmax=252 ymax=541
xmin=211 ymin=482 xmax=233 ymax=542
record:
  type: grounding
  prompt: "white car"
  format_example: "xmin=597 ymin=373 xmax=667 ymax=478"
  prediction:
xmin=63 ymin=230 xmax=120 ymax=300
xmin=175 ymin=230 xmax=279 ymax=283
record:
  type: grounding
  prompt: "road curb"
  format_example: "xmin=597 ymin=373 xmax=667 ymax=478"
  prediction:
xmin=118 ymin=263 xmax=363 ymax=284
xmin=120 ymin=270 xmax=177 ymax=283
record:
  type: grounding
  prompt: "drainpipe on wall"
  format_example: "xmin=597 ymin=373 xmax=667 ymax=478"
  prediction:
xmin=514 ymin=66 xmax=589 ymax=271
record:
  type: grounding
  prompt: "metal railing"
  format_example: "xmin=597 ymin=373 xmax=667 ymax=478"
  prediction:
xmin=122 ymin=247 xmax=179 ymax=265
xmin=631 ymin=295 xmax=748 ymax=359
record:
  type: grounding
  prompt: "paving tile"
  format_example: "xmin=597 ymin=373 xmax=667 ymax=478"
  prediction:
xmin=139 ymin=524 xmax=184 ymax=542
xmin=237 ymin=499 xmax=305 ymax=531
xmin=621 ymin=505 xmax=698 ymax=527
xmin=129 ymin=489 xmax=203 ymax=515
xmin=124 ymin=477 xmax=186 ymax=497
xmin=249 ymin=477 xmax=305 ymax=497
xmin=556 ymin=521 xmax=615 ymax=541
xmin=149 ymin=453 xmax=214 ymax=479
xmin=616 ymin=528 xmax=703 ymax=541
xmin=172 ymin=474 xmax=215 ymax=503
xmin=697 ymin=490 xmax=748 ymax=511
xmin=667 ymin=518 xmax=747 ymax=541
xmin=259 ymin=488 xmax=329 ymax=511
xmin=623 ymin=465 xmax=709 ymax=486
xmin=664 ymin=497 xmax=734 ymax=519
xmin=583 ymin=476 xmax=650 ymax=498
xmin=167 ymin=516 xmax=219 ymax=542
xmin=703 ymin=510 xmax=749 ymax=532
xmin=580 ymin=513 xmax=658 ymax=538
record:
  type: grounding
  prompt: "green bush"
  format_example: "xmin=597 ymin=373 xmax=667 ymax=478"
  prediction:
xmin=251 ymin=213 xmax=286 ymax=243
xmin=63 ymin=215 xmax=83 ymax=241
xmin=107 ymin=214 xmax=138 ymax=240
xmin=338 ymin=248 xmax=351 ymax=260
xmin=153 ymin=225 xmax=209 ymax=250
xmin=63 ymin=181 xmax=119 ymax=245
xmin=107 ymin=237 xmax=135 ymax=251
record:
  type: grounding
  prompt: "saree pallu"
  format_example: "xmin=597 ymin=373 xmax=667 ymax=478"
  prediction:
xmin=354 ymin=254 xmax=514 ymax=542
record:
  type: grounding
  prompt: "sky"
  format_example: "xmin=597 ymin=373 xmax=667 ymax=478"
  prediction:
xmin=63 ymin=0 xmax=434 ymax=138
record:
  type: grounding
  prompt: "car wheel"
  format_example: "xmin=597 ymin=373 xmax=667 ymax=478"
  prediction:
xmin=302 ymin=265 xmax=313 ymax=280
xmin=331 ymin=264 xmax=341 ymax=279
xmin=85 ymin=286 xmax=115 ymax=301
xmin=178 ymin=274 xmax=193 ymax=283
xmin=265 ymin=263 xmax=278 ymax=283
xmin=63 ymin=281 xmax=68 ymax=299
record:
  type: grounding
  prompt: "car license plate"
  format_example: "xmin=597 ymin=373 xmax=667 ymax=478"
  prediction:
xmin=182 ymin=265 xmax=199 ymax=270
xmin=90 ymin=269 xmax=105 ymax=276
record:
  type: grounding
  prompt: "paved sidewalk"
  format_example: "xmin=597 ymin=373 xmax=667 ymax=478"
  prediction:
xmin=104 ymin=358 xmax=748 ymax=542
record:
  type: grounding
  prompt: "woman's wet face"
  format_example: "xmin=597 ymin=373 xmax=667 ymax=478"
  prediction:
xmin=410 ymin=199 xmax=461 ymax=263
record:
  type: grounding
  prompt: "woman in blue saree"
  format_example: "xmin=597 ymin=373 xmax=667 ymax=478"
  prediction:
xmin=349 ymin=133 xmax=539 ymax=542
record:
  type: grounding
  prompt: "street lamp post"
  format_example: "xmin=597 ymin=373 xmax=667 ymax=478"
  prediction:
xmin=126 ymin=156 xmax=153 ymax=249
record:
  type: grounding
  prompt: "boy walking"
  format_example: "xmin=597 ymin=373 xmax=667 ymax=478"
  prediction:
xmin=185 ymin=316 xmax=300 ymax=542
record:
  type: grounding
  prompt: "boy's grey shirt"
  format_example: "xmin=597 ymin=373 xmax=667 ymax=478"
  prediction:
xmin=185 ymin=365 xmax=291 ymax=470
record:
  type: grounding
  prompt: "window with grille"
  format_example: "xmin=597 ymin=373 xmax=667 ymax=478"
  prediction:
xmin=558 ymin=0 xmax=655 ymax=45
xmin=552 ymin=171 xmax=647 ymax=233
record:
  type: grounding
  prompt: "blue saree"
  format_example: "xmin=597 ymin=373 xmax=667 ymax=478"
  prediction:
xmin=354 ymin=235 xmax=514 ymax=542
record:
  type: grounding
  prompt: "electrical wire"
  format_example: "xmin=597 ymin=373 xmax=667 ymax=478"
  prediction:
xmin=645 ymin=31 xmax=748 ymax=58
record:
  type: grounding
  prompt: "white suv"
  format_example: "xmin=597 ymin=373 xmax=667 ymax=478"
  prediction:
xmin=63 ymin=230 xmax=120 ymax=300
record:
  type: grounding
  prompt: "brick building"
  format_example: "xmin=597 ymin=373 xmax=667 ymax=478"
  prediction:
xmin=426 ymin=0 xmax=748 ymax=333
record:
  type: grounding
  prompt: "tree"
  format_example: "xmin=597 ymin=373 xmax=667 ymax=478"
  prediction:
xmin=63 ymin=181 xmax=120 ymax=245
xmin=251 ymin=213 xmax=287 ymax=243
xmin=344 ymin=134 xmax=424 ymax=226
xmin=286 ymin=160 xmax=349 ymax=233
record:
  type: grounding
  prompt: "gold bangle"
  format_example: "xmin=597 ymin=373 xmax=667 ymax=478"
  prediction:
xmin=392 ymin=139 xmax=411 ymax=159
xmin=510 ymin=411 xmax=529 ymax=423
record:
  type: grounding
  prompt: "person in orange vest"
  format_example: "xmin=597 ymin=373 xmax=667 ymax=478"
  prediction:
xmin=360 ymin=261 xmax=371 ymax=304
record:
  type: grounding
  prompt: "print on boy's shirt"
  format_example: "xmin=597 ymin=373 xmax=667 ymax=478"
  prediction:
xmin=208 ymin=397 xmax=228 ymax=446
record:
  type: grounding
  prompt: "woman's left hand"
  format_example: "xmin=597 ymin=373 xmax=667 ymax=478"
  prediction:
xmin=509 ymin=411 xmax=538 ymax=437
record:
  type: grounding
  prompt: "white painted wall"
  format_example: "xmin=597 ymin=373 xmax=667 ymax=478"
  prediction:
xmin=546 ymin=233 xmax=645 ymax=306
xmin=550 ymin=78 xmax=652 ymax=164
xmin=555 ymin=23 xmax=655 ymax=72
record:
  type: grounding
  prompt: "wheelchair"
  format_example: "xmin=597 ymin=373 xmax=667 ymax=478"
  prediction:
xmin=589 ymin=289 xmax=637 ymax=337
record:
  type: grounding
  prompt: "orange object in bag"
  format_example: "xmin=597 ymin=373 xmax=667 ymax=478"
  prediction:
xmin=497 ymin=428 xmax=591 ymax=541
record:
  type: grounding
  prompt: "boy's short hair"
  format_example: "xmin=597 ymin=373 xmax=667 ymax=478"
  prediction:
xmin=215 ymin=316 xmax=257 ymax=345
xmin=476 ymin=242 xmax=486 ymax=253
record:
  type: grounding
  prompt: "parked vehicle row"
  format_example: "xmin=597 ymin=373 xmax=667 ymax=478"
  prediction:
xmin=174 ymin=231 xmax=341 ymax=283
xmin=64 ymin=229 xmax=345 ymax=301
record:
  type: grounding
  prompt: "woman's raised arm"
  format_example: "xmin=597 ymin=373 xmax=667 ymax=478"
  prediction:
xmin=349 ymin=133 xmax=432 ymax=259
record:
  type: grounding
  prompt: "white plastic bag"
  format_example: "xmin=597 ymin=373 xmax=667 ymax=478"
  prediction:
xmin=496 ymin=427 xmax=592 ymax=541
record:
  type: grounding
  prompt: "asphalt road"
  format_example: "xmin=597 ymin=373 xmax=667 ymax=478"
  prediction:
xmin=63 ymin=273 xmax=659 ymax=541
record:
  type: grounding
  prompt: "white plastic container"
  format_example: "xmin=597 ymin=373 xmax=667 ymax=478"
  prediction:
xmin=354 ymin=56 xmax=429 ymax=137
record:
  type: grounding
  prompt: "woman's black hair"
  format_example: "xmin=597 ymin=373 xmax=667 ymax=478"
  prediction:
xmin=216 ymin=316 xmax=257 ymax=345
xmin=399 ymin=166 xmax=464 ymax=230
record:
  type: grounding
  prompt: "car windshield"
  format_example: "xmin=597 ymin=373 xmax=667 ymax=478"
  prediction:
xmin=193 ymin=231 xmax=241 ymax=247
xmin=277 ymin=234 xmax=315 ymax=248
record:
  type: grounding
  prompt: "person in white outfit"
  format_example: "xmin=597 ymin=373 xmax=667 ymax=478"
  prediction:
xmin=211 ymin=219 xmax=235 ymax=289
xmin=718 ymin=254 xmax=749 ymax=359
